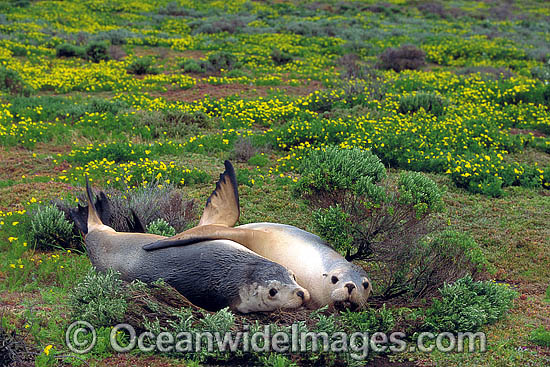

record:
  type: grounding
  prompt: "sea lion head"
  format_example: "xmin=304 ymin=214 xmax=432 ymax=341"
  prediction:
xmin=236 ymin=267 xmax=310 ymax=313
xmin=323 ymin=263 xmax=371 ymax=311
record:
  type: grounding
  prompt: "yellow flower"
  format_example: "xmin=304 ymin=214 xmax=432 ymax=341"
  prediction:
xmin=8 ymin=237 xmax=17 ymax=243
xmin=10 ymin=264 xmax=15 ymax=268
xmin=12 ymin=221 xmax=19 ymax=226
xmin=44 ymin=344 xmax=53 ymax=355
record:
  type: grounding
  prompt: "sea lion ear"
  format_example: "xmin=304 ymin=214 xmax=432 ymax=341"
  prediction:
xmin=322 ymin=273 xmax=328 ymax=277
xmin=198 ymin=160 xmax=240 ymax=227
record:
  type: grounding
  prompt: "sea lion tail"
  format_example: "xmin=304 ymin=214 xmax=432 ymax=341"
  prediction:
xmin=198 ymin=160 xmax=240 ymax=227
xmin=85 ymin=174 xmax=104 ymax=232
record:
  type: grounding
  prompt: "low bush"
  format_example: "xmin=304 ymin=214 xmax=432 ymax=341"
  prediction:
xmin=337 ymin=53 xmax=365 ymax=79
xmin=531 ymin=65 xmax=550 ymax=82
xmin=398 ymin=92 xmax=447 ymax=117
xmin=55 ymin=43 xmax=85 ymax=58
xmin=232 ymin=137 xmax=260 ymax=162
xmin=423 ymin=275 xmax=517 ymax=332
xmin=108 ymin=44 xmax=126 ymax=60
xmin=103 ymin=184 xmax=197 ymax=233
xmin=85 ymin=40 xmax=110 ymax=63
xmin=294 ymin=147 xmax=492 ymax=300
xmin=0 ymin=66 xmax=32 ymax=96
xmin=181 ymin=52 xmax=239 ymax=73
xmin=206 ymin=51 xmax=238 ymax=72
xmin=29 ymin=204 xmax=75 ymax=250
xmin=271 ymin=48 xmax=293 ymax=65
xmin=378 ymin=45 xmax=426 ymax=72
xmin=181 ymin=58 xmax=205 ymax=73
xmin=134 ymin=109 xmax=212 ymax=138
xmin=69 ymin=269 xmax=128 ymax=327
xmin=294 ymin=146 xmax=386 ymax=198
xmin=146 ymin=218 xmax=176 ymax=237
xmin=126 ymin=56 xmax=159 ymax=75
xmin=341 ymin=305 xmax=395 ymax=334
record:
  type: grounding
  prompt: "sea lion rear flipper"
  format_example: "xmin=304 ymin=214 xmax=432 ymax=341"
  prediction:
xmin=198 ymin=160 xmax=240 ymax=227
xmin=142 ymin=226 xmax=263 ymax=251
xmin=128 ymin=209 xmax=146 ymax=233
xmin=85 ymin=175 xmax=103 ymax=231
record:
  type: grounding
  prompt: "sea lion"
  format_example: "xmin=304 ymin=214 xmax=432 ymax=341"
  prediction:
xmin=82 ymin=177 xmax=309 ymax=313
xmin=143 ymin=161 xmax=372 ymax=311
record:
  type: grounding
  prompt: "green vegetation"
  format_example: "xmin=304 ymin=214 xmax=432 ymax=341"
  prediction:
xmin=29 ymin=205 xmax=76 ymax=250
xmin=69 ymin=269 xmax=128 ymax=327
xmin=146 ymin=218 xmax=176 ymax=236
xmin=0 ymin=0 xmax=549 ymax=365
xmin=423 ymin=275 xmax=518 ymax=333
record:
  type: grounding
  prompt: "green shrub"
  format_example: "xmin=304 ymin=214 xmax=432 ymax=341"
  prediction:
xmin=398 ymin=92 xmax=447 ymax=116
xmin=294 ymin=146 xmax=386 ymax=198
xmin=378 ymin=44 xmax=426 ymax=72
xmin=69 ymin=269 xmax=128 ymax=327
xmin=85 ymin=40 xmax=110 ymax=63
xmin=397 ymin=171 xmax=444 ymax=215
xmin=271 ymin=48 xmax=293 ymax=65
xmin=341 ymin=305 xmax=395 ymax=334
xmin=181 ymin=58 xmax=205 ymax=73
xmin=546 ymin=284 xmax=550 ymax=302
xmin=530 ymin=326 xmax=550 ymax=347
xmin=146 ymin=218 xmax=176 ymax=237
xmin=298 ymin=148 xmax=480 ymax=300
xmin=423 ymin=275 xmax=517 ymax=332
xmin=0 ymin=66 xmax=32 ymax=96
xmin=206 ymin=51 xmax=238 ymax=72
xmin=231 ymin=137 xmax=260 ymax=162
xmin=126 ymin=56 xmax=158 ymax=75
xmin=134 ymin=109 xmax=212 ymax=138
xmin=29 ymin=205 xmax=75 ymax=250
xmin=55 ymin=43 xmax=85 ymax=58
xmin=531 ymin=65 xmax=550 ymax=82
xmin=182 ymin=54 xmax=238 ymax=74
xmin=313 ymin=205 xmax=354 ymax=255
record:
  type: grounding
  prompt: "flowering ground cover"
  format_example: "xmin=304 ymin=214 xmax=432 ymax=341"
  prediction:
xmin=0 ymin=0 xmax=549 ymax=366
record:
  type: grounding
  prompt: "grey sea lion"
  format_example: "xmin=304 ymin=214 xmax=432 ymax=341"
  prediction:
xmin=82 ymin=176 xmax=309 ymax=313
xmin=143 ymin=161 xmax=372 ymax=311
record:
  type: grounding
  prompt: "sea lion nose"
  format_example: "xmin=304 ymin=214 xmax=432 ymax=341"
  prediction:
xmin=296 ymin=288 xmax=310 ymax=302
xmin=345 ymin=283 xmax=355 ymax=294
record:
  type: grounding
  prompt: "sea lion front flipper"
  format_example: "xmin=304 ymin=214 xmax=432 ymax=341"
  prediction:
xmin=142 ymin=226 xmax=266 ymax=251
xmin=198 ymin=160 xmax=240 ymax=227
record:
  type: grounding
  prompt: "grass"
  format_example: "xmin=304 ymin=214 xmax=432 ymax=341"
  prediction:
xmin=0 ymin=0 xmax=549 ymax=366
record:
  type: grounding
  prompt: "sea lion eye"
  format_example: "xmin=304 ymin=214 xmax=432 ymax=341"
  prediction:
xmin=363 ymin=281 xmax=370 ymax=289
xmin=269 ymin=288 xmax=278 ymax=297
xmin=331 ymin=276 xmax=339 ymax=284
